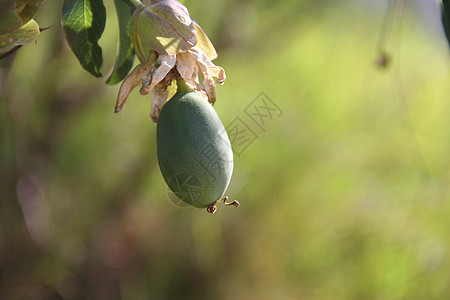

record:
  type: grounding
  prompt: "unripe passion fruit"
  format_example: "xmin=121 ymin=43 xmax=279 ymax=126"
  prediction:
xmin=156 ymin=81 xmax=237 ymax=213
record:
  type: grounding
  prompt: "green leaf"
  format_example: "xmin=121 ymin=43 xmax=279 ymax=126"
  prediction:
xmin=62 ymin=0 xmax=106 ymax=77
xmin=106 ymin=0 xmax=135 ymax=85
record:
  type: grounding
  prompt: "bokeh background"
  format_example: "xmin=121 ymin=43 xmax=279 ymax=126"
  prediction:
xmin=2 ymin=0 xmax=450 ymax=299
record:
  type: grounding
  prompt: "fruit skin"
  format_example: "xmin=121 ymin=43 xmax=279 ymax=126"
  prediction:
xmin=156 ymin=82 xmax=233 ymax=208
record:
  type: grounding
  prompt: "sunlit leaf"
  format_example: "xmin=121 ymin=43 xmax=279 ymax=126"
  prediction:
xmin=62 ymin=0 xmax=106 ymax=77
xmin=129 ymin=0 xmax=197 ymax=62
xmin=106 ymin=0 xmax=135 ymax=85
xmin=0 ymin=19 xmax=39 ymax=54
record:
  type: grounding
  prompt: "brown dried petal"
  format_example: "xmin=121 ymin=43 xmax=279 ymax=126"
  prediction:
xmin=150 ymin=81 xmax=170 ymax=122
xmin=188 ymin=46 xmax=225 ymax=84
xmin=114 ymin=51 xmax=157 ymax=113
xmin=141 ymin=53 xmax=176 ymax=95
xmin=197 ymin=62 xmax=216 ymax=104
xmin=187 ymin=47 xmax=223 ymax=103
xmin=176 ymin=51 xmax=205 ymax=94
xmin=175 ymin=51 xmax=196 ymax=80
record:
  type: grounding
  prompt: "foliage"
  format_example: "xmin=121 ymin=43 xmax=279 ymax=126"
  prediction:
xmin=106 ymin=0 xmax=135 ymax=85
xmin=61 ymin=0 xmax=106 ymax=77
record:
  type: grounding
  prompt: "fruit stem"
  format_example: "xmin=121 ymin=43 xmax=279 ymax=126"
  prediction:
xmin=175 ymin=77 xmax=192 ymax=94
xmin=207 ymin=197 xmax=240 ymax=214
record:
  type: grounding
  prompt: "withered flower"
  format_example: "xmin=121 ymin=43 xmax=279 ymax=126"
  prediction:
xmin=114 ymin=0 xmax=225 ymax=122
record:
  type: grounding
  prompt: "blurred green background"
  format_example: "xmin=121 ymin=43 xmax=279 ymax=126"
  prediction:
xmin=2 ymin=0 xmax=450 ymax=299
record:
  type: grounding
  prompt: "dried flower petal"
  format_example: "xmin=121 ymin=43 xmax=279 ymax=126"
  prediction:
xmin=150 ymin=81 xmax=169 ymax=122
xmin=187 ymin=46 xmax=226 ymax=103
xmin=114 ymin=51 xmax=157 ymax=113
xmin=175 ymin=51 xmax=195 ymax=79
xmin=198 ymin=63 xmax=216 ymax=103
xmin=176 ymin=51 xmax=204 ymax=92
xmin=140 ymin=53 xmax=176 ymax=95
xmin=115 ymin=2 xmax=226 ymax=120
xmin=188 ymin=46 xmax=225 ymax=84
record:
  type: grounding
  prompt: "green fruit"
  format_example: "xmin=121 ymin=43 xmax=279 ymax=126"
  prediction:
xmin=157 ymin=80 xmax=237 ymax=213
